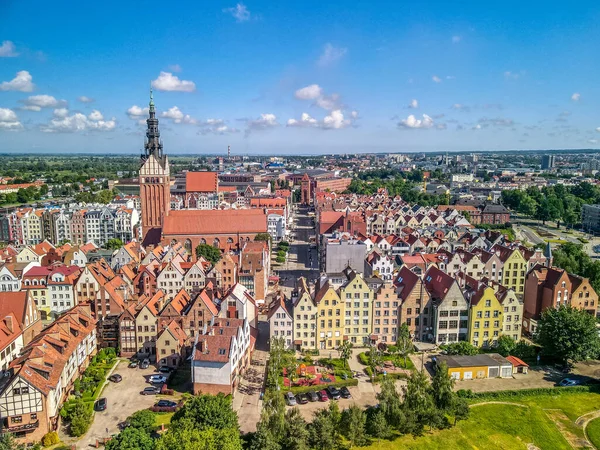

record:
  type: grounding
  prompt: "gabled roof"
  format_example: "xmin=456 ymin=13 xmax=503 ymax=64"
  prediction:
xmin=185 ymin=171 xmax=219 ymax=192
xmin=423 ymin=266 xmax=455 ymax=300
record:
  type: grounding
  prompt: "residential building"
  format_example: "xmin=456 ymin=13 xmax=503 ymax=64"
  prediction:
xmin=395 ymin=266 xmax=433 ymax=342
xmin=268 ymin=293 xmax=293 ymax=348
xmin=372 ymin=282 xmax=399 ymax=344
xmin=466 ymin=284 xmax=503 ymax=348
xmin=292 ymin=277 xmax=317 ymax=350
xmin=339 ymin=270 xmax=372 ymax=346
xmin=315 ymin=280 xmax=345 ymax=350
xmin=156 ymin=320 xmax=188 ymax=368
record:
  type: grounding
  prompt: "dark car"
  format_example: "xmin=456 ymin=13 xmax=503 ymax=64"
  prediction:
xmin=159 ymin=366 xmax=173 ymax=374
xmin=340 ymin=387 xmax=351 ymax=399
xmin=156 ymin=400 xmax=177 ymax=408
xmin=108 ymin=374 xmax=122 ymax=383
xmin=307 ymin=391 xmax=319 ymax=402
xmin=318 ymin=390 xmax=329 ymax=402
xmin=140 ymin=359 xmax=150 ymax=369
xmin=141 ymin=386 xmax=159 ymax=395
xmin=326 ymin=386 xmax=341 ymax=400
xmin=296 ymin=393 xmax=309 ymax=405
xmin=94 ymin=397 xmax=107 ymax=411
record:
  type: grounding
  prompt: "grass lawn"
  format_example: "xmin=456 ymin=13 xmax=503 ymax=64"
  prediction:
xmin=586 ymin=417 xmax=600 ymax=448
xmin=154 ymin=412 xmax=174 ymax=428
xmin=357 ymin=391 xmax=600 ymax=450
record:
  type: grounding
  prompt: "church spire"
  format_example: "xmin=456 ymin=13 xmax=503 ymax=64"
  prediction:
xmin=144 ymin=86 xmax=163 ymax=159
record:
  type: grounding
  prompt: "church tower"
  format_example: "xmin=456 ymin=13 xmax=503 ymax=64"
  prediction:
xmin=139 ymin=89 xmax=170 ymax=246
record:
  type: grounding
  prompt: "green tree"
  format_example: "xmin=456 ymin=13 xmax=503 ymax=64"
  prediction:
xmin=341 ymin=404 xmax=367 ymax=447
xmin=337 ymin=340 xmax=353 ymax=369
xmin=452 ymin=397 xmax=470 ymax=425
xmin=127 ymin=409 xmax=157 ymax=434
xmin=254 ymin=233 xmax=272 ymax=244
xmin=376 ymin=376 xmax=405 ymax=430
xmin=66 ymin=397 xmax=92 ymax=437
xmin=534 ymin=305 xmax=600 ymax=364
xmin=282 ymin=407 xmax=310 ymax=450
xmin=308 ymin=402 xmax=341 ymax=450
xmin=0 ymin=433 xmax=26 ymax=450
xmin=518 ymin=195 xmax=538 ymax=217
xmin=106 ymin=426 xmax=155 ymax=450
xmin=395 ymin=323 xmax=413 ymax=367
xmin=105 ymin=238 xmax=124 ymax=250
xmin=195 ymin=244 xmax=222 ymax=265
xmin=403 ymin=369 xmax=434 ymax=435
xmin=171 ymin=394 xmax=239 ymax=431
xmin=156 ymin=420 xmax=242 ymax=450
xmin=495 ymin=335 xmax=517 ymax=357
xmin=431 ymin=362 xmax=455 ymax=411
xmin=439 ymin=341 xmax=480 ymax=356
xmin=367 ymin=409 xmax=388 ymax=440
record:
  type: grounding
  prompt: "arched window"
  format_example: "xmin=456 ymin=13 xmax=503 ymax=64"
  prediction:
xmin=184 ymin=239 xmax=192 ymax=254
xmin=200 ymin=238 xmax=206 ymax=245
xmin=213 ymin=238 xmax=220 ymax=248
xmin=227 ymin=237 xmax=234 ymax=244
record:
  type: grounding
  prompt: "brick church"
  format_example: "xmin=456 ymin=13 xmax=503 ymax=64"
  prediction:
xmin=138 ymin=92 xmax=268 ymax=252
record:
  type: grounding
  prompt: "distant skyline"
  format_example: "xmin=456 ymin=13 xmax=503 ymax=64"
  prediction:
xmin=1 ymin=1 xmax=600 ymax=154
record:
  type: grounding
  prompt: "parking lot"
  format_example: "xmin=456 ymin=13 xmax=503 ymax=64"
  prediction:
xmin=74 ymin=360 xmax=171 ymax=448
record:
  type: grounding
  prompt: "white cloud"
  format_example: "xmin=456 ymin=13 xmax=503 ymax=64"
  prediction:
xmin=0 ymin=41 xmax=19 ymax=57
xmin=295 ymin=84 xmax=323 ymax=100
xmin=398 ymin=114 xmax=434 ymax=129
xmin=473 ymin=124 xmax=482 ymax=130
xmin=318 ymin=43 xmax=347 ymax=67
xmin=572 ymin=92 xmax=581 ymax=101
xmin=168 ymin=64 xmax=182 ymax=72
xmin=53 ymin=108 xmax=69 ymax=118
xmin=596 ymin=127 xmax=600 ymax=132
xmin=589 ymin=139 xmax=598 ymax=144
xmin=127 ymin=105 xmax=149 ymax=120
xmin=161 ymin=106 xmax=196 ymax=124
xmin=41 ymin=109 xmax=116 ymax=133
xmin=20 ymin=95 xmax=67 ymax=111
xmin=504 ymin=71 xmax=520 ymax=79
xmin=452 ymin=103 xmax=470 ymax=112
xmin=287 ymin=113 xmax=318 ymax=127
xmin=452 ymin=36 xmax=461 ymax=43
xmin=0 ymin=70 xmax=34 ymax=92
xmin=478 ymin=117 xmax=514 ymax=127
xmin=77 ymin=96 xmax=94 ymax=103
xmin=446 ymin=75 xmax=456 ymax=80
xmin=245 ymin=113 xmax=278 ymax=136
xmin=432 ymin=75 xmax=442 ymax=83
xmin=151 ymin=72 xmax=196 ymax=92
xmin=223 ymin=3 xmax=251 ymax=22
xmin=0 ymin=108 xmax=22 ymax=130
xmin=436 ymin=123 xmax=447 ymax=130
xmin=198 ymin=119 xmax=239 ymax=135
xmin=315 ymin=93 xmax=341 ymax=111
xmin=88 ymin=110 xmax=104 ymax=121
xmin=408 ymin=99 xmax=418 ymax=109
xmin=287 ymin=110 xmax=356 ymax=130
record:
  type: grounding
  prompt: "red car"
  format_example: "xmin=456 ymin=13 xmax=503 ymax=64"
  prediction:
xmin=318 ymin=390 xmax=329 ymax=402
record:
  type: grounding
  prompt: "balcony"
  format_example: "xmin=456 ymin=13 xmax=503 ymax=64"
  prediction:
xmin=6 ymin=420 xmax=39 ymax=433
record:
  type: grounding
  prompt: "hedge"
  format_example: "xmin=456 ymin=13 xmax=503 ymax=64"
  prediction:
xmin=287 ymin=378 xmax=358 ymax=395
xmin=457 ymin=385 xmax=600 ymax=401
xmin=364 ymin=366 xmax=409 ymax=384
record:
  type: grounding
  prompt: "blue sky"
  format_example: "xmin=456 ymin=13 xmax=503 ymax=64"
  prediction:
xmin=1 ymin=0 xmax=600 ymax=154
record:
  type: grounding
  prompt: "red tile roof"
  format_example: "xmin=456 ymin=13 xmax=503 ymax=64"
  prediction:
xmin=163 ymin=209 xmax=267 ymax=235
xmin=186 ymin=171 xmax=218 ymax=193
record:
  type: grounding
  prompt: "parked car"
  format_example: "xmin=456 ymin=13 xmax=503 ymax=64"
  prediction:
xmin=108 ymin=374 xmax=122 ymax=383
xmin=296 ymin=393 xmax=309 ymax=404
xmin=285 ymin=391 xmax=297 ymax=406
xmin=156 ymin=400 xmax=177 ymax=408
xmin=340 ymin=387 xmax=352 ymax=399
xmin=307 ymin=391 xmax=319 ymax=402
xmin=128 ymin=361 xmax=138 ymax=369
xmin=140 ymin=359 xmax=150 ymax=369
xmin=94 ymin=397 xmax=107 ymax=411
xmin=559 ymin=378 xmax=580 ymax=386
xmin=141 ymin=386 xmax=159 ymax=395
xmin=318 ymin=390 xmax=329 ymax=402
xmin=149 ymin=375 xmax=167 ymax=384
xmin=159 ymin=366 xmax=173 ymax=374
xmin=327 ymin=386 xmax=341 ymax=400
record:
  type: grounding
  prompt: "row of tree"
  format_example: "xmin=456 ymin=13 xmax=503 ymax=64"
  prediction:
xmin=501 ymin=182 xmax=600 ymax=227
xmin=0 ymin=185 xmax=48 ymax=206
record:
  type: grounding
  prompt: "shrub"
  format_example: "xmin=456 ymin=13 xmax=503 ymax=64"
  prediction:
xmin=358 ymin=352 xmax=370 ymax=365
xmin=457 ymin=385 xmax=598 ymax=400
xmin=42 ymin=431 xmax=60 ymax=447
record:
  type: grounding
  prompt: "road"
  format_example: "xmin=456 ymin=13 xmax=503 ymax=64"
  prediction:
xmin=276 ymin=206 xmax=319 ymax=294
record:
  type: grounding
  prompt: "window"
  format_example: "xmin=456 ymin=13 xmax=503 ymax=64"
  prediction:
xmin=11 ymin=416 xmax=22 ymax=423
xmin=12 ymin=388 xmax=21 ymax=396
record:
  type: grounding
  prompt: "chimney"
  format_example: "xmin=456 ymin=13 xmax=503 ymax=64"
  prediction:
xmin=203 ymin=338 xmax=208 ymax=354
xmin=4 ymin=316 xmax=13 ymax=333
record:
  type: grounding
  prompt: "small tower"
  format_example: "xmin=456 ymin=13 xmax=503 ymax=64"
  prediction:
xmin=544 ymin=242 xmax=553 ymax=268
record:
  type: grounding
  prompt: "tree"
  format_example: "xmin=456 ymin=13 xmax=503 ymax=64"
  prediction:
xmin=376 ymin=376 xmax=404 ymax=431
xmin=106 ymin=426 xmax=155 ymax=450
xmin=254 ymin=233 xmax=272 ymax=245
xmin=439 ymin=341 xmax=479 ymax=356
xmin=341 ymin=404 xmax=367 ymax=447
xmin=127 ymin=409 xmax=157 ymax=434
xmin=395 ymin=323 xmax=413 ymax=367
xmin=282 ymin=407 xmax=310 ymax=450
xmin=195 ymin=244 xmax=222 ymax=265
xmin=337 ymin=340 xmax=353 ymax=369
xmin=453 ymin=397 xmax=470 ymax=426
xmin=171 ymin=394 xmax=239 ymax=431
xmin=308 ymin=408 xmax=338 ymax=450
xmin=431 ymin=362 xmax=455 ymax=411
xmin=156 ymin=420 xmax=242 ymax=450
xmin=403 ymin=369 xmax=434 ymax=435
xmin=495 ymin=335 xmax=517 ymax=357
xmin=367 ymin=409 xmax=388 ymax=441
xmin=105 ymin=238 xmax=124 ymax=250
xmin=0 ymin=433 xmax=25 ymax=450
xmin=534 ymin=305 xmax=600 ymax=364
xmin=66 ymin=397 xmax=92 ymax=437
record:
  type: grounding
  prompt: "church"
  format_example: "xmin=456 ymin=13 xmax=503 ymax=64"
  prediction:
xmin=138 ymin=91 xmax=268 ymax=251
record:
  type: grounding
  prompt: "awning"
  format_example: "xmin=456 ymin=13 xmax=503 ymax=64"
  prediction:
xmin=269 ymin=276 xmax=280 ymax=281
xmin=294 ymin=339 xmax=303 ymax=345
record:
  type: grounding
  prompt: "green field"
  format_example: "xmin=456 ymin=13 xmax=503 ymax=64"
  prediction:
xmin=586 ymin=417 xmax=600 ymax=449
xmin=358 ymin=391 xmax=600 ymax=450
